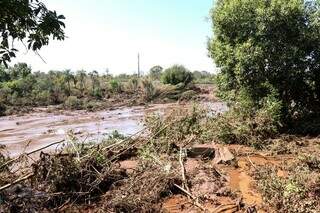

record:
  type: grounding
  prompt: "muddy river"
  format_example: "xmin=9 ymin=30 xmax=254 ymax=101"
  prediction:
xmin=0 ymin=102 xmax=227 ymax=157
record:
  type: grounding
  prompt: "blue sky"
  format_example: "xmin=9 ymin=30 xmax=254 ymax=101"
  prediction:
xmin=13 ymin=0 xmax=217 ymax=74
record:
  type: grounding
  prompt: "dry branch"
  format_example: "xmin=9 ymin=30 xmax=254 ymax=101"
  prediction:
xmin=0 ymin=173 xmax=34 ymax=191
xmin=173 ymin=184 xmax=207 ymax=212
xmin=0 ymin=139 xmax=65 ymax=170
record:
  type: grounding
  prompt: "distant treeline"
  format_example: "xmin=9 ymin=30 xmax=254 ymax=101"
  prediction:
xmin=0 ymin=63 xmax=215 ymax=115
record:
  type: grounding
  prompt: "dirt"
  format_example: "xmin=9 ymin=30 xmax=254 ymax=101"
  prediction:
xmin=160 ymin=144 xmax=297 ymax=213
xmin=2 ymin=92 xmax=301 ymax=212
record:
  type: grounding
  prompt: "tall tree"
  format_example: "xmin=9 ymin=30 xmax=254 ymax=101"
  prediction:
xmin=209 ymin=0 xmax=320 ymax=123
xmin=63 ymin=70 xmax=74 ymax=96
xmin=76 ymin=70 xmax=87 ymax=96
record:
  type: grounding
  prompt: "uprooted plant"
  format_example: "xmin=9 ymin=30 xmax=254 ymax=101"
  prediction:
xmin=143 ymin=105 xmax=215 ymax=154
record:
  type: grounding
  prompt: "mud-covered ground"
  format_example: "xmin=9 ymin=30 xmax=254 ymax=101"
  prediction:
xmin=1 ymin=86 xmax=319 ymax=212
xmin=0 ymin=101 xmax=227 ymax=157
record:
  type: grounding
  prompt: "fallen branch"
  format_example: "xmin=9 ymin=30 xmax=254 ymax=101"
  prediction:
xmin=179 ymin=147 xmax=190 ymax=192
xmin=211 ymin=203 xmax=239 ymax=213
xmin=0 ymin=173 xmax=34 ymax=192
xmin=0 ymin=139 xmax=65 ymax=170
xmin=247 ymin=155 xmax=257 ymax=169
xmin=173 ymin=184 xmax=207 ymax=212
xmin=101 ymin=127 xmax=147 ymax=151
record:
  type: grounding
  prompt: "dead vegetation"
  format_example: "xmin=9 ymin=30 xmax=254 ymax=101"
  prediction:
xmin=249 ymin=142 xmax=320 ymax=213
xmin=1 ymin=105 xmax=320 ymax=212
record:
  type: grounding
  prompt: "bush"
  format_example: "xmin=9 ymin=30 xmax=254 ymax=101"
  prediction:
xmin=161 ymin=65 xmax=193 ymax=86
xmin=209 ymin=0 xmax=320 ymax=130
xmin=92 ymin=88 xmax=103 ymax=99
xmin=180 ymin=90 xmax=197 ymax=100
xmin=141 ymin=78 xmax=157 ymax=101
xmin=126 ymin=78 xmax=139 ymax=93
xmin=144 ymin=106 xmax=213 ymax=153
xmin=211 ymin=87 xmax=282 ymax=148
xmin=149 ymin=65 xmax=163 ymax=80
xmin=64 ymin=96 xmax=82 ymax=110
xmin=109 ymin=79 xmax=122 ymax=93
xmin=34 ymin=90 xmax=51 ymax=105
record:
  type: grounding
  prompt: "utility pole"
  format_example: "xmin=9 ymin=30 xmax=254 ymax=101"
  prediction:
xmin=137 ymin=53 xmax=140 ymax=78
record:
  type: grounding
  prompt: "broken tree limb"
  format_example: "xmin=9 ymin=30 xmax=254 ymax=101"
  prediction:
xmin=0 ymin=173 xmax=34 ymax=192
xmin=101 ymin=127 xmax=147 ymax=151
xmin=247 ymin=155 xmax=257 ymax=169
xmin=173 ymin=184 xmax=207 ymax=212
xmin=0 ymin=139 xmax=65 ymax=170
xmin=211 ymin=203 xmax=239 ymax=213
xmin=179 ymin=147 xmax=190 ymax=192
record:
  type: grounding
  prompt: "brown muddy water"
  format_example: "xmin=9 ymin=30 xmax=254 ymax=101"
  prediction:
xmin=0 ymin=102 xmax=227 ymax=157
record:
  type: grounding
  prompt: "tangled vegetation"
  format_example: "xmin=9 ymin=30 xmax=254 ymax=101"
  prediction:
xmin=254 ymin=153 xmax=320 ymax=212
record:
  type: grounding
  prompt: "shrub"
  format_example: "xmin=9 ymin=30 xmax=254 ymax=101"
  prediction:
xmin=64 ymin=96 xmax=82 ymax=110
xmin=144 ymin=106 xmax=213 ymax=153
xmin=92 ymin=88 xmax=103 ymax=99
xmin=161 ymin=65 xmax=193 ymax=86
xmin=180 ymin=90 xmax=197 ymax=100
xmin=126 ymin=78 xmax=139 ymax=93
xmin=141 ymin=78 xmax=157 ymax=101
xmin=211 ymin=87 xmax=282 ymax=148
xmin=109 ymin=79 xmax=122 ymax=93
xmin=34 ymin=90 xmax=51 ymax=105
xmin=149 ymin=65 xmax=163 ymax=80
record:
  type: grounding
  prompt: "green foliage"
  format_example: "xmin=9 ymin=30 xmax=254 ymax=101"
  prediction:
xmin=109 ymin=79 xmax=122 ymax=93
xmin=211 ymin=87 xmax=282 ymax=148
xmin=64 ymin=96 xmax=82 ymax=110
xmin=141 ymin=78 xmax=157 ymax=101
xmin=0 ymin=0 xmax=65 ymax=66
xmin=209 ymin=0 xmax=320 ymax=129
xmin=0 ymin=63 xmax=202 ymax=115
xmin=126 ymin=78 xmax=139 ymax=92
xmin=192 ymin=70 xmax=215 ymax=84
xmin=161 ymin=65 xmax=193 ymax=86
xmin=254 ymin=154 xmax=320 ymax=212
xmin=149 ymin=65 xmax=163 ymax=80
xmin=144 ymin=106 xmax=213 ymax=153
xmin=180 ymin=90 xmax=197 ymax=100
xmin=108 ymin=130 xmax=126 ymax=140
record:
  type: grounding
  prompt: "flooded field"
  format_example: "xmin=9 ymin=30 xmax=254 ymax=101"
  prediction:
xmin=0 ymin=101 xmax=227 ymax=156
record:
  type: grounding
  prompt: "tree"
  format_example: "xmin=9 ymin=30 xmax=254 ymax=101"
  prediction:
xmin=209 ymin=0 xmax=320 ymax=124
xmin=9 ymin=63 xmax=32 ymax=79
xmin=149 ymin=65 xmax=163 ymax=80
xmin=0 ymin=0 xmax=65 ymax=66
xmin=161 ymin=65 xmax=193 ymax=85
xmin=89 ymin=70 xmax=102 ymax=98
xmin=0 ymin=65 xmax=9 ymax=82
xmin=76 ymin=70 xmax=87 ymax=96
xmin=63 ymin=70 xmax=74 ymax=96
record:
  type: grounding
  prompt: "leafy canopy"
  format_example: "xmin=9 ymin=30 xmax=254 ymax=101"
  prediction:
xmin=0 ymin=0 xmax=65 ymax=66
xmin=209 ymin=0 xmax=320 ymax=124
